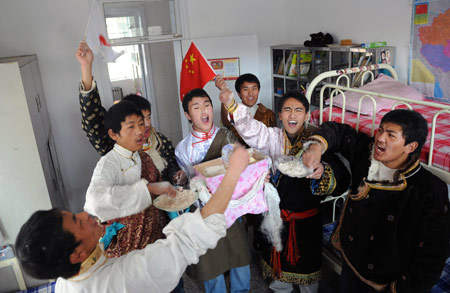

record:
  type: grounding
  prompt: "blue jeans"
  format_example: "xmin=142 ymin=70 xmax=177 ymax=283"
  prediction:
xmin=203 ymin=265 xmax=251 ymax=293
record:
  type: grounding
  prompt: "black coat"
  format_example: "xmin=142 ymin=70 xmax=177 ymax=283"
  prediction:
xmin=313 ymin=121 xmax=450 ymax=293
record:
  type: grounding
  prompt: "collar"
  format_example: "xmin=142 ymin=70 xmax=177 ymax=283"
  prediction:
xmin=367 ymin=146 xmax=397 ymax=182
xmin=70 ymin=243 xmax=107 ymax=282
xmin=191 ymin=124 xmax=217 ymax=147
xmin=113 ymin=143 xmax=138 ymax=159
xmin=283 ymin=127 xmax=309 ymax=156
xmin=351 ymin=160 xmax=421 ymax=200
xmin=366 ymin=144 xmax=422 ymax=184
xmin=142 ymin=127 xmax=161 ymax=152
xmin=248 ymin=104 xmax=258 ymax=117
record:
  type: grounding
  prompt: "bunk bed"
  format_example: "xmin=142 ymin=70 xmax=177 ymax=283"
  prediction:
xmin=306 ymin=64 xmax=450 ymax=292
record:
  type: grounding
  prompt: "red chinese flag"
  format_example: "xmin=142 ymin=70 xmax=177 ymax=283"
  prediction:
xmin=180 ymin=42 xmax=216 ymax=101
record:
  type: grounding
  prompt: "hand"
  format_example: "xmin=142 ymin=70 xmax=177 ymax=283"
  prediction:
xmin=215 ymin=75 xmax=227 ymax=91
xmin=264 ymin=173 xmax=271 ymax=183
xmin=219 ymin=87 xmax=235 ymax=108
xmin=173 ymin=170 xmax=187 ymax=186
xmin=302 ymin=143 xmax=322 ymax=171
xmin=306 ymin=162 xmax=324 ymax=179
xmin=228 ymin=143 xmax=249 ymax=175
xmin=75 ymin=41 xmax=94 ymax=67
xmin=147 ymin=181 xmax=177 ymax=197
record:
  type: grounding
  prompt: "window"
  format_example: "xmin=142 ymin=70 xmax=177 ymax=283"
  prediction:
xmin=99 ymin=0 xmax=185 ymax=144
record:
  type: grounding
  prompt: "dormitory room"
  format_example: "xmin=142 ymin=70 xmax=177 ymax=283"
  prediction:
xmin=1 ymin=0 xmax=450 ymax=292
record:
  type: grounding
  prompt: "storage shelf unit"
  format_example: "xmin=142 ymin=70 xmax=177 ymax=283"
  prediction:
xmin=271 ymin=45 xmax=395 ymax=112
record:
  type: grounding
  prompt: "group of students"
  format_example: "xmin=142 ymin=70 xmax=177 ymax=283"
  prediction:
xmin=15 ymin=41 xmax=450 ymax=293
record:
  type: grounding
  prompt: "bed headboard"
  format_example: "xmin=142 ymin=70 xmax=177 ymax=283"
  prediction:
xmin=305 ymin=64 xmax=398 ymax=104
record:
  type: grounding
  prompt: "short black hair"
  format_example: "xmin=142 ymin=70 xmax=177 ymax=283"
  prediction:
xmin=235 ymin=73 xmax=260 ymax=93
xmin=277 ymin=90 xmax=310 ymax=113
xmin=104 ymin=100 xmax=143 ymax=134
xmin=15 ymin=209 xmax=81 ymax=280
xmin=182 ymin=88 xmax=212 ymax=114
xmin=123 ymin=94 xmax=151 ymax=112
xmin=381 ymin=109 xmax=428 ymax=157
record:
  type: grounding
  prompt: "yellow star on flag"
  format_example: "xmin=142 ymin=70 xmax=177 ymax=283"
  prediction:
xmin=189 ymin=54 xmax=197 ymax=65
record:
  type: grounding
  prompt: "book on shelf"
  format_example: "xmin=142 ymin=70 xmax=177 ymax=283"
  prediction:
xmin=288 ymin=52 xmax=298 ymax=77
xmin=274 ymin=57 xmax=283 ymax=75
xmin=299 ymin=51 xmax=312 ymax=63
xmin=276 ymin=56 xmax=285 ymax=75
xmin=357 ymin=55 xmax=365 ymax=66
xmin=299 ymin=64 xmax=310 ymax=76
xmin=284 ymin=51 xmax=294 ymax=76
xmin=352 ymin=56 xmax=372 ymax=87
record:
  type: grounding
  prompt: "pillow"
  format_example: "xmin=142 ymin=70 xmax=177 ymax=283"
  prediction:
xmin=327 ymin=74 xmax=425 ymax=116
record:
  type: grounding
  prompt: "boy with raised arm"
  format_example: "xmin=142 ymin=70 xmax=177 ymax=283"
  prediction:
xmin=75 ymin=41 xmax=186 ymax=185
xmin=175 ymin=88 xmax=251 ymax=292
xmin=84 ymin=100 xmax=176 ymax=258
xmin=302 ymin=110 xmax=450 ymax=293
xmin=15 ymin=145 xmax=250 ymax=293
xmin=216 ymin=74 xmax=276 ymax=250
xmin=216 ymin=74 xmax=275 ymax=146
xmin=219 ymin=87 xmax=350 ymax=293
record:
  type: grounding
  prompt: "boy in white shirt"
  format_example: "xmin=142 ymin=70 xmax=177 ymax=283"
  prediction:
xmin=175 ymin=88 xmax=251 ymax=292
xmin=84 ymin=100 xmax=176 ymax=258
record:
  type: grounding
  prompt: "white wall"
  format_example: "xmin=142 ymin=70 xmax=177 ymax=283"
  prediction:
xmin=0 ymin=0 xmax=414 ymax=215
xmin=186 ymin=0 xmax=288 ymax=110
xmin=187 ymin=0 xmax=414 ymax=107
xmin=0 ymin=0 xmax=105 ymax=213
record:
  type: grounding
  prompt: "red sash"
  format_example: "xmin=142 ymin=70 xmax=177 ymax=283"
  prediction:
xmin=271 ymin=208 xmax=319 ymax=278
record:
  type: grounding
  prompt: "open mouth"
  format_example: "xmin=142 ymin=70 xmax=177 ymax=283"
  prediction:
xmin=136 ymin=137 xmax=144 ymax=144
xmin=287 ymin=120 xmax=298 ymax=127
xmin=201 ymin=116 xmax=210 ymax=124
xmin=375 ymin=143 xmax=385 ymax=155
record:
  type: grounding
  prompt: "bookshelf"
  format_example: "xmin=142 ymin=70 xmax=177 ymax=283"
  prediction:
xmin=271 ymin=45 xmax=396 ymax=114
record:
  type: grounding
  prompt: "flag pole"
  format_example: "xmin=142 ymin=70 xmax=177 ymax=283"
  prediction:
xmin=84 ymin=0 xmax=97 ymax=41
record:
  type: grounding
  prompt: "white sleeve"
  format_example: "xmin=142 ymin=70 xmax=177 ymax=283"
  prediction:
xmin=175 ymin=141 xmax=196 ymax=179
xmin=118 ymin=210 xmax=227 ymax=292
xmin=84 ymin=157 xmax=152 ymax=222
xmin=79 ymin=79 xmax=97 ymax=95
xmin=232 ymin=104 xmax=279 ymax=156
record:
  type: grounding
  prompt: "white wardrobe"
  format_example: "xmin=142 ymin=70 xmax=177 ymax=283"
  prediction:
xmin=0 ymin=55 xmax=66 ymax=248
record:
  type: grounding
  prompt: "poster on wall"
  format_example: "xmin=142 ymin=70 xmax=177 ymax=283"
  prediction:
xmin=208 ymin=57 xmax=240 ymax=80
xmin=409 ymin=0 xmax=450 ymax=102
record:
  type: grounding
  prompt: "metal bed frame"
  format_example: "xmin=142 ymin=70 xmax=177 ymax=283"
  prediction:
xmin=306 ymin=64 xmax=450 ymax=182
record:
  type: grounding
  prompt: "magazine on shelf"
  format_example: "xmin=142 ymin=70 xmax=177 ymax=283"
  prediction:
xmin=284 ymin=51 xmax=294 ymax=76
xmin=288 ymin=52 xmax=298 ymax=77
